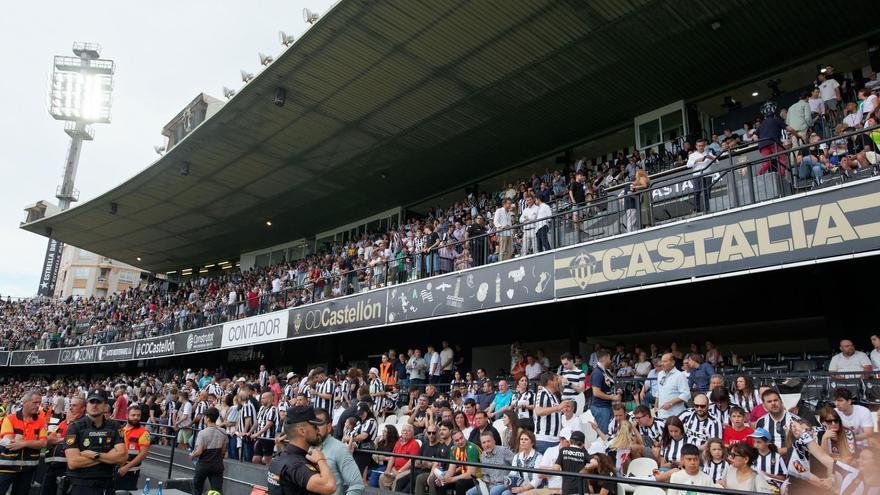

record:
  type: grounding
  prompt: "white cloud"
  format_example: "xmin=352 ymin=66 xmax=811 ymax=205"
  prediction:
xmin=0 ymin=0 xmax=335 ymax=297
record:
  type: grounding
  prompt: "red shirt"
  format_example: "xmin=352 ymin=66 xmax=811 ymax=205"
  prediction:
xmin=749 ymin=405 xmax=767 ymax=424
xmin=723 ymin=425 xmax=755 ymax=447
xmin=247 ymin=291 xmax=259 ymax=308
xmin=391 ymin=438 xmax=421 ymax=470
xmin=270 ymin=383 xmax=282 ymax=405
xmin=114 ymin=395 xmax=128 ymax=420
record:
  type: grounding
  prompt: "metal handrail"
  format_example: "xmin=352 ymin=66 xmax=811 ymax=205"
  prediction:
xmin=354 ymin=447 xmax=762 ymax=495
xmin=13 ymin=125 xmax=880 ymax=352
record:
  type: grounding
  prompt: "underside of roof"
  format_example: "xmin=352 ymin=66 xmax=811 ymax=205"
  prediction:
xmin=22 ymin=0 xmax=880 ymax=273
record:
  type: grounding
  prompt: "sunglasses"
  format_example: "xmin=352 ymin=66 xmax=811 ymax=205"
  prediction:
xmin=822 ymin=418 xmax=840 ymax=424
xmin=426 ymin=431 xmax=437 ymax=435
xmin=693 ymin=404 xmax=708 ymax=409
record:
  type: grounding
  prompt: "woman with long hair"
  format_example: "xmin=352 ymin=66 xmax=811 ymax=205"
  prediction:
xmin=718 ymin=442 xmax=772 ymax=492
xmin=453 ymin=410 xmax=473 ymax=439
xmin=511 ymin=375 xmax=535 ymax=422
xmin=345 ymin=404 xmax=379 ymax=480
xmin=657 ymin=416 xmax=691 ymax=470
xmin=731 ymin=375 xmax=761 ymax=416
xmin=608 ymin=417 xmax=643 ymax=472
xmin=502 ymin=410 xmax=521 ymax=452
xmin=581 ymin=453 xmax=616 ymax=495
xmin=501 ymin=430 xmax=543 ymax=495
xmin=818 ymin=406 xmax=857 ymax=465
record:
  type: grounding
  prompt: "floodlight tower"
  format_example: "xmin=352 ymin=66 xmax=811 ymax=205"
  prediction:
xmin=38 ymin=42 xmax=114 ymax=296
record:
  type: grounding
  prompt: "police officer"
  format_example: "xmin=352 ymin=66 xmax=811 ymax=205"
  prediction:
xmin=0 ymin=390 xmax=47 ymax=495
xmin=116 ymin=405 xmax=150 ymax=490
xmin=42 ymin=396 xmax=85 ymax=495
xmin=63 ymin=389 xmax=127 ymax=495
xmin=267 ymin=406 xmax=335 ymax=495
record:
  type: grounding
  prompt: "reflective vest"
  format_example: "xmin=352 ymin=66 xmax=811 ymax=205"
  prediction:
xmin=0 ymin=411 xmax=46 ymax=472
xmin=45 ymin=419 xmax=70 ymax=465
xmin=122 ymin=425 xmax=149 ymax=472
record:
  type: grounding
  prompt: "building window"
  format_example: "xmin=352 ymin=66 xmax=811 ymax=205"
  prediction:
xmin=74 ymin=267 xmax=90 ymax=278
xmin=78 ymin=249 xmax=95 ymax=260
xmin=118 ymin=271 xmax=136 ymax=284
xmin=70 ymin=288 xmax=86 ymax=296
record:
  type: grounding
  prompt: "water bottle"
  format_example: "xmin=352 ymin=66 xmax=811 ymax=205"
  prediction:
xmin=142 ymin=478 xmax=151 ymax=495
xmin=156 ymin=481 xmax=164 ymax=495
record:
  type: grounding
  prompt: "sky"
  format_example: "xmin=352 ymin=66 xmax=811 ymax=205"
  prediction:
xmin=0 ymin=0 xmax=335 ymax=298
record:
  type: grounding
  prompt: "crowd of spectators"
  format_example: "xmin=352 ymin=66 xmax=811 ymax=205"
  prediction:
xmin=1 ymin=336 xmax=879 ymax=495
xmin=4 ymin=68 xmax=880 ymax=353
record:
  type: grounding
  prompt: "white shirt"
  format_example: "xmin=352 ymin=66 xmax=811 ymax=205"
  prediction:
xmin=837 ymin=404 xmax=874 ymax=446
xmin=843 ymin=113 xmax=862 ymax=128
xmin=828 ymin=351 xmax=872 ymax=373
xmin=440 ymin=347 xmax=454 ymax=372
xmin=667 ymin=470 xmax=715 ymax=495
xmin=539 ymin=445 xmax=563 ymax=489
xmin=535 ymin=202 xmax=552 ymax=230
xmin=525 ymin=363 xmax=542 ymax=380
xmin=493 ymin=207 xmax=512 ymax=236
xmin=560 ymin=414 xmax=584 ymax=433
xmin=819 ymin=78 xmax=840 ymax=101
xmin=871 ymin=349 xmax=880 ymax=370
xmin=271 ymin=277 xmax=282 ymax=293
xmin=519 ymin=205 xmax=539 ymax=232
xmin=429 ymin=352 xmax=441 ymax=376
xmin=686 ymin=150 xmax=714 ymax=176
xmin=809 ymin=97 xmax=825 ymax=115
xmin=862 ymin=94 xmax=878 ymax=122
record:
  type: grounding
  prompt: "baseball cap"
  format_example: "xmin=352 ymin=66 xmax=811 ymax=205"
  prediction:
xmin=749 ymin=428 xmax=772 ymax=441
xmin=569 ymin=431 xmax=586 ymax=444
xmin=559 ymin=427 xmax=573 ymax=440
xmin=86 ymin=389 xmax=109 ymax=403
xmin=285 ymin=406 xmax=326 ymax=426
xmin=587 ymin=440 xmax=606 ymax=455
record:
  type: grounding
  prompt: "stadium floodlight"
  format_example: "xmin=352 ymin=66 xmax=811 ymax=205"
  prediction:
xmin=259 ymin=52 xmax=274 ymax=66
xmin=37 ymin=42 xmax=116 ymax=297
xmin=279 ymin=31 xmax=295 ymax=47
xmin=241 ymin=70 xmax=255 ymax=83
xmin=303 ymin=8 xmax=320 ymax=24
xmin=154 ymin=145 xmax=166 ymax=155
xmin=222 ymin=86 xmax=237 ymax=99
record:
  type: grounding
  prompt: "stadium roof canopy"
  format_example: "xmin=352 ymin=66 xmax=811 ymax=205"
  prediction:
xmin=22 ymin=0 xmax=880 ymax=273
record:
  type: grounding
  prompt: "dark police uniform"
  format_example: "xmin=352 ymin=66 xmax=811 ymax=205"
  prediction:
xmin=64 ymin=415 xmax=124 ymax=495
xmin=267 ymin=444 xmax=320 ymax=495
xmin=267 ymin=405 xmax=329 ymax=495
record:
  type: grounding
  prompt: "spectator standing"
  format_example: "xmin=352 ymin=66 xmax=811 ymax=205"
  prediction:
xmin=787 ymin=91 xmax=814 ymax=148
xmin=828 ymin=339 xmax=873 ymax=375
xmin=408 ymin=350 xmax=428 ymax=389
xmin=519 ymin=195 xmax=539 ymax=256
xmin=756 ymin=102 xmax=796 ymax=176
xmin=0 ymin=391 xmax=47 ymax=495
xmin=427 ymin=344 xmax=442 ymax=385
xmin=590 ymin=351 xmax=619 ymax=435
xmin=534 ymin=373 xmax=565 ymax=454
xmin=440 ymin=341 xmax=455 ymax=387
xmin=685 ymin=355 xmax=714 ymax=394
xmin=494 ymin=199 xmax=514 ymax=261
xmin=534 ymin=194 xmax=553 ymax=253
xmin=818 ymin=72 xmax=842 ymax=123
xmin=189 ymin=407 xmax=227 ymax=495
xmin=112 ymin=385 xmax=128 ymax=421
xmin=685 ymin=139 xmax=715 ymax=213
xmin=467 ymin=215 xmax=488 ymax=267
xmin=656 ymin=353 xmax=690 ymax=419
xmin=314 ymin=409 xmax=364 ymax=495
xmin=252 ymin=392 xmax=278 ymax=465
xmin=558 ymin=352 xmax=585 ymax=405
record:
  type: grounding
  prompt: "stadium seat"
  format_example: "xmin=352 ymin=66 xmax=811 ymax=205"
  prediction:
xmin=754 ymin=354 xmax=778 ymax=363
xmin=779 ymin=353 xmax=804 ymax=362
xmin=862 ymin=379 xmax=880 ymax=405
xmin=718 ymin=366 xmax=737 ymax=375
xmin=492 ymin=419 xmax=505 ymax=432
xmin=766 ymin=363 xmax=790 ymax=373
xmin=618 ymin=457 xmax=659 ymax=495
xmin=740 ymin=364 xmax=764 ymax=373
xmin=792 ymin=360 xmax=817 ymax=372
xmin=583 ymin=424 xmax=599 ymax=447
xmin=800 ymin=378 xmax=829 ymax=407
xmin=581 ymin=410 xmax=595 ymax=426
xmin=384 ymin=414 xmax=397 ymax=425
xmin=829 ymin=378 xmax=861 ymax=399
xmin=805 ymin=352 xmax=832 ymax=360
xmin=780 ymin=393 xmax=801 ymax=410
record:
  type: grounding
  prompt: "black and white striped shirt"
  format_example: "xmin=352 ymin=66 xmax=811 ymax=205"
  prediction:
xmin=238 ymin=399 xmax=257 ymax=433
xmin=661 ymin=437 xmax=689 ymax=464
xmin=256 ymin=405 xmax=278 ymax=439
xmin=311 ymin=378 xmax=336 ymax=414
xmin=702 ymin=460 xmax=729 ymax=483
xmin=351 ymin=417 xmax=378 ymax=447
xmin=756 ymin=451 xmax=788 ymax=477
xmin=207 ymin=383 xmax=223 ymax=398
xmin=512 ymin=390 xmax=535 ymax=421
xmin=678 ymin=410 xmax=722 ymax=446
xmin=732 ymin=390 xmax=761 ymax=415
xmin=193 ymin=400 xmax=208 ymax=430
xmin=637 ymin=417 xmax=665 ymax=448
xmin=558 ymin=366 xmax=585 ymax=402
xmin=164 ymin=398 xmax=177 ymax=419
xmin=259 ymin=370 xmax=268 ymax=389
xmin=709 ymin=404 xmax=732 ymax=426
xmin=754 ymin=412 xmax=791 ymax=448
xmin=336 ymin=380 xmax=351 ymax=405
xmin=283 ymin=384 xmax=297 ymax=403
xmin=369 ymin=378 xmax=386 ymax=414
xmin=534 ymin=387 xmax=561 ymax=442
